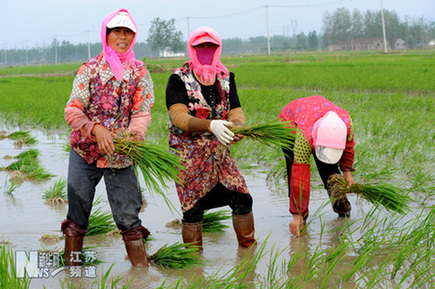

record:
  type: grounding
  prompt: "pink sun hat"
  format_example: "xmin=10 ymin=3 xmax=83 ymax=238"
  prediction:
xmin=312 ymin=111 xmax=347 ymax=164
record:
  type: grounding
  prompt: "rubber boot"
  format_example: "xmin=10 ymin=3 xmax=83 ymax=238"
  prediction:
xmin=182 ymin=221 xmax=203 ymax=251
xmin=124 ymin=239 xmax=149 ymax=267
xmin=232 ymin=211 xmax=256 ymax=248
xmin=64 ymin=236 xmax=84 ymax=266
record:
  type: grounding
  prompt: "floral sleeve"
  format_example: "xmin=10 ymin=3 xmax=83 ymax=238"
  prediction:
xmin=66 ymin=64 xmax=91 ymax=111
xmin=132 ymin=67 xmax=154 ymax=114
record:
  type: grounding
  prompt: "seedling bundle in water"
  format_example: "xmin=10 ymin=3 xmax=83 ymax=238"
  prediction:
xmin=327 ymin=174 xmax=412 ymax=214
xmin=202 ymin=210 xmax=231 ymax=233
xmin=149 ymin=242 xmax=203 ymax=269
xmin=113 ymin=138 xmax=185 ymax=212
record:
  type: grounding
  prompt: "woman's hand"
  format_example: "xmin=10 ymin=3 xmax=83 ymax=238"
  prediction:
xmin=289 ymin=214 xmax=303 ymax=238
xmin=92 ymin=124 xmax=116 ymax=155
xmin=231 ymin=134 xmax=244 ymax=144
xmin=343 ymin=171 xmax=355 ymax=187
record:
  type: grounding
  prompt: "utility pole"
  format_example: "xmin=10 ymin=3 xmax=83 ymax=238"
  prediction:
xmin=380 ymin=0 xmax=388 ymax=53
xmin=26 ymin=41 xmax=29 ymax=65
xmin=54 ymin=35 xmax=58 ymax=64
xmin=265 ymin=6 xmax=270 ymax=55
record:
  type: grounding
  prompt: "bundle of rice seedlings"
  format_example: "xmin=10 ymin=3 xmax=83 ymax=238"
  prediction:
xmin=149 ymin=242 xmax=203 ymax=269
xmin=86 ymin=206 xmax=116 ymax=236
xmin=1 ymin=154 xmax=54 ymax=180
xmin=14 ymin=149 xmax=39 ymax=159
xmin=42 ymin=177 xmax=67 ymax=205
xmin=7 ymin=131 xmax=37 ymax=144
xmin=230 ymin=120 xmax=296 ymax=148
xmin=327 ymin=174 xmax=412 ymax=214
xmin=113 ymin=138 xmax=185 ymax=212
xmin=202 ymin=210 xmax=232 ymax=233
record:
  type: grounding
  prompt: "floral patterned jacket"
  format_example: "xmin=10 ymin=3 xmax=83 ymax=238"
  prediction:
xmin=167 ymin=63 xmax=249 ymax=213
xmin=65 ymin=53 xmax=154 ymax=168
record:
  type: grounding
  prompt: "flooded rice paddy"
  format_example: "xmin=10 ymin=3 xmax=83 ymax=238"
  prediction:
xmin=0 ymin=126 xmax=433 ymax=289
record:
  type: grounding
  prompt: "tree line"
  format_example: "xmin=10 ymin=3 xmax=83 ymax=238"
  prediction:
xmin=2 ymin=8 xmax=434 ymax=67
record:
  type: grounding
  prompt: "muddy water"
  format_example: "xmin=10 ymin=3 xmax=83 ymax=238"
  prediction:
xmin=0 ymin=127 xmax=420 ymax=288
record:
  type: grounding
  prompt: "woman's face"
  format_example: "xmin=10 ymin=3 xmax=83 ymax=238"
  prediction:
xmin=107 ymin=27 xmax=135 ymax=53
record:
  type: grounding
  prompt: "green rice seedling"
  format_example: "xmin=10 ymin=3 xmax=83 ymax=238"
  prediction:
xmin=231 ymin=120 xmax=296 ymax=149
xmin=1 ymin=153 xmax=54 ymax=180
xmin=14 ymin=149 xmax=39 ymax=159
xmin=91 ymin=262 xmax=131 ymax=289
xmin=86 ymin=206 xmax=116 ymax=236
xmin=113 ymin=138 xmax=185 ymax=213
xmin=202 ymin=210 xmax=231 ymax=233
xmin=42 ymin=177 xmax=67 ymax=205
xmin=157 ymin=235 xmax=269 ymax=288
xmin=327 ymin=174 xmax=412 ymax=214
xmin=265 ymin=245 xmax=287 ymax=287
xmin=3 ymin=176 xmax=21 ymax=195
xmin=7 ymin=131 xmax=37 ymax=144
xmin=149 ymin=242 xmax=203 ymax=269
xmin=0 ymin=241 xmax=31 ymax=289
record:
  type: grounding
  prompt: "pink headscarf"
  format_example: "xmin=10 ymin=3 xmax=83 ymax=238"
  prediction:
xmin=101 ymin=8 xmax=140 ymax=81
xmin=187 ymin=26 xmax=229 ymax=83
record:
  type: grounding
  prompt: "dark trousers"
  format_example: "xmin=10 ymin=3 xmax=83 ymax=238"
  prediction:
xmin=282 ymin=147 xmax=340 ymax=197
xmin=183 ymin=182 xmax=253 ymax=223
xmin=66 ymin=149 xmax=143 ymax=231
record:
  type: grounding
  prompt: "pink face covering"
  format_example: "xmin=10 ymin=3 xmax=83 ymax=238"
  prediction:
xmin=196 ymin=46 xmax=217 ymax=65
xmin=101 ymin=8 xmax=140 ymax=81
xmin=187 ymin=26 xmax=228 ymax=83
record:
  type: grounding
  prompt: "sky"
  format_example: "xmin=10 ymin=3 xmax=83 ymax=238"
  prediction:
xmin=1 ymin=0 xmax=434 ymax=49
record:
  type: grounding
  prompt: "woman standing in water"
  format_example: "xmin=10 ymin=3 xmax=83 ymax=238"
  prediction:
xmin=166 ymin=26 xmax=256 ymax=251
xmin=61 ymin=8 xmax=154 ymax=267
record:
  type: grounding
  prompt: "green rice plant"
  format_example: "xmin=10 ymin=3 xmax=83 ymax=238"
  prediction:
xmin=0 ymin=241 xmax=31 ymax=289
xmin=231 ymin=120 xmax=296 ymax=149
xmin=113 ymin=138 xmax=185 ymax=213
xmin=3 ymin=177 xmax=21 ymax=195
xmin=149 ymin=242 xmax=203 ymax=269
xmin=86 ymin=206 xmax=116 ymax=236
xmin=327 ymin=174 xmax=412 ymax=214
xmin=14 ymin=149 xmax=39 ymax=159
xmin=42 ymin=177 xmax=67 ymax=205
xmin=91 ymin=262 xmax=131 ymax=289
xmin=6 ymin=131 xmax=37 ymax=144
xmin=202 ymin=210 xmax=231 ymax=233
xmin=157 ymin=235 xmax=269 ymax=288
xmin=1 ymin=151 xmax=54 ymax=180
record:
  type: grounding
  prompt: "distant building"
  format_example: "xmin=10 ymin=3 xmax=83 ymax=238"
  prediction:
xmin=159 ymin=47 xmax=185 ymax=58
xmin=393 ymin=38 xmax=406 ymax=50
xmin=328 ymin=38 xmax=391 ymax=52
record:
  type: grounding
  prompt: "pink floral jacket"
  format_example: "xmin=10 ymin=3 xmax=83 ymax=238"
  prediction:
xmin=65 ymin=53 xmax=154 ymax=168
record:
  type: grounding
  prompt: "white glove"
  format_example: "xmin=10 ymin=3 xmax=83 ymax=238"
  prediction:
xmin=209 ymin=120 xmax=234 ymax=145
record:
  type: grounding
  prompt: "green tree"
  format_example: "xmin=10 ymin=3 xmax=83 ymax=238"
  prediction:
xmin=147 ymin=18 xmax=184 ymax=56
xmin=295 ymin=32 xmax=308 ymax=50
xmin=308 ymin=31 xmax=319 ymax=50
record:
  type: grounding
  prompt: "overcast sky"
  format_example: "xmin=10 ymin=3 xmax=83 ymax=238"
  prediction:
xmin=2 ymin=0 xmax=434 ymax=48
